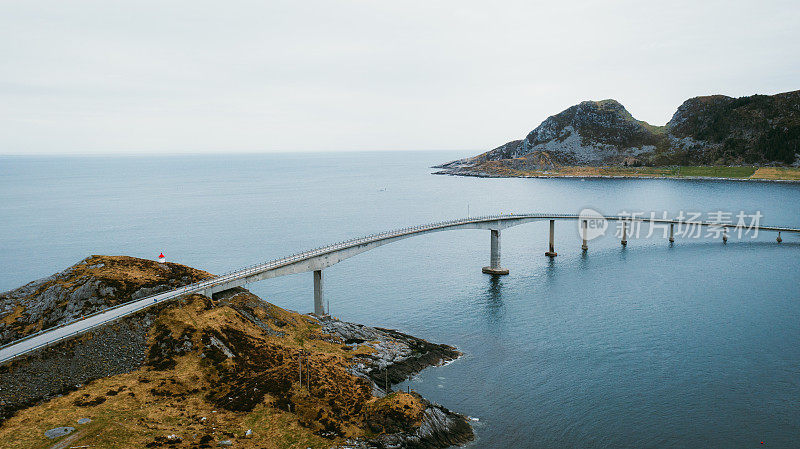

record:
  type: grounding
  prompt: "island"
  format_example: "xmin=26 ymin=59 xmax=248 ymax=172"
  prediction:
xmin=435 ymin=90 xmax=800 ymax=181
xmin=0 ymin=256 xmax=473 ymax=448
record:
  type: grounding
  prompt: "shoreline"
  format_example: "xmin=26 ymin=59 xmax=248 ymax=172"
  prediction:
xmin=432 ymin=169 xmax=800 ymax=184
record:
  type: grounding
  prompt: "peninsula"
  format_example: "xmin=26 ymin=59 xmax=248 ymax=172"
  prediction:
xmin=0 ymin=256 xmax=473 ymax=448
xmin=435 ymin=90 xmax=800 ymax=181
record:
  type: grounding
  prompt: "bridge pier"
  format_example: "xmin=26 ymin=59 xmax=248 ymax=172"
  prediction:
xmin=777 ymin=232 xmax=782 ymax=243
xmin=545 ymin=219 xmax=557 ymax=257
xmin=482 ymin=229 xmax=509 ymax=275
xmin=581 ymin=220 xmax=588 ymax=251
xmin=621 ymin=221 xmax=628 ymax=246
xmin=313 ymin=270 xmax=325 ymax=315
xmin=669 ymin=223 xmax=675 ymax=243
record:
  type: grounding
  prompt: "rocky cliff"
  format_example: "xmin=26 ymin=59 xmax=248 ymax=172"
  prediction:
xmin=436 ymin=89 xmax=800 ymax=175
xmin=0 ymin=257 xmax=473 ymax=449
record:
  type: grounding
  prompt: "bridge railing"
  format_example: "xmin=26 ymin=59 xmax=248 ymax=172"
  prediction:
xmin=200 ymin=214 xmax=581 ymax=288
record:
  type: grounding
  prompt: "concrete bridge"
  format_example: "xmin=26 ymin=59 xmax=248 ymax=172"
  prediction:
xmin=1 ymin=213 xmax=797 ymax=364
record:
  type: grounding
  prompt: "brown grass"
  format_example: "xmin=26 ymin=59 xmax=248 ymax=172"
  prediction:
xmin=475 ymin=161 xmax=800 ymax=181
xmin=0 ymin=292 xmax=421 ymax=448
xmin=368 ymin=392 xmax=426 ymax=426
xmin=751 ymin=167 xmax=800 ymax=180
xmin=1 ymin=305 xmax=24 ymax=326
xmin=0 ymin=356 xmax=332 ymax=449
xmin=78 ymin=255 xmax=213 ymax=286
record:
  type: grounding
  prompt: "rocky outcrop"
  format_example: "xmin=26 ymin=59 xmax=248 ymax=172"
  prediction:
xmin=436 ymin=89 xmax=800 ymax=174
xmin=0 ymin=255 xmax=212 ymax=345
xmin=317 ymin=316 xmax=461 ymax=393
xmin=516 ymin=99 xmax=666 ymax=165
xmin=0 ymin=256 xmax=473 ymax=448
xmin=340 ymin=395 xmax=474 ymax=449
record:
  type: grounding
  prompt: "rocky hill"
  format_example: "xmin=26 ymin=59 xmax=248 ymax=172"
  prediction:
xmin=0 ymin=256 xmax=473 ymax=448
xmin=666 ymin=91 xmax=800 ymax=165
xmin=0 ymin=255 xmax=212 ymax=346
xmin=436 ymin=89 xmax=800 ymax=176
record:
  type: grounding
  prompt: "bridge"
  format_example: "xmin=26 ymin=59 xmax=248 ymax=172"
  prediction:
xmin=1 ymin=212 xmax=797 ymax=365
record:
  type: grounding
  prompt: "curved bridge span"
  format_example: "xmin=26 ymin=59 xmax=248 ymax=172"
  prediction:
xmin=1 ymin=213 xmax=798 ymax=364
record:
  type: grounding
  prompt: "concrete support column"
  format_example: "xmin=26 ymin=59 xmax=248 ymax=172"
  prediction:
xmin=669 ymin=223 xmax=675 ymax=243
xmin=490 ymin=229 xmax=500 ymax=268
xmin=621 ymin=222 xmax=628 ymax=246
xmin=482 ymin=229 xmax=509 ymax=275
xmin=545 ymin=220 xmax=557 ymax=257
xmin=313 ymin=270 xmax=325 ymax=315
xmin=581 ymin=220 xmax=588 ymax=251
xmin=777 ymin=232 xmax=782 ymax=243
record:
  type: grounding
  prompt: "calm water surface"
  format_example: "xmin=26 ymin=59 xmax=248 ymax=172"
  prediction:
xmin=1 ymin=152 xmax=799 ymax=448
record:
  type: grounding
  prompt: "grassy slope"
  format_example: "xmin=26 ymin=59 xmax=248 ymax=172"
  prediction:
xmin=0 ymin=290 xmax=426 ymax=449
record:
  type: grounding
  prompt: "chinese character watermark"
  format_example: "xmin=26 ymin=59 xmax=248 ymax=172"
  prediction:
xmin=576 ymin=209 xmax=764 ymax=240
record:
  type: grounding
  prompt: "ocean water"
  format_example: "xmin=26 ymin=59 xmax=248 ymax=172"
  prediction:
xmin=1 ymin=152 xmax=799 ymax=448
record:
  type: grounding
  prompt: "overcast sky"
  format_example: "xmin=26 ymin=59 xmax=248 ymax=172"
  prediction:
xmin=1 ymin=0 xmax=798 ymax=155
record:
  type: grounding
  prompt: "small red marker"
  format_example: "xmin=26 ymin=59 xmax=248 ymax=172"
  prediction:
xmin=158 ymin=253 xmax=166 ymax=264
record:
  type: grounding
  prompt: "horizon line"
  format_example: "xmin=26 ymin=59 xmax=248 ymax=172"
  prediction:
xmin=0 ymin=148 xmax=474 ymax=157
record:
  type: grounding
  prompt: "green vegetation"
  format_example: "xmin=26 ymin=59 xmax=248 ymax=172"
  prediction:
xmin=670 ymin=92 xmax=800 ymax=164
xmin=601 ymin=165 xmax=759 ymax=179
xmin=601 ymin=166 xmax=679 ymax=176
xmin=676 ymin=166 xmax=757 ymax=178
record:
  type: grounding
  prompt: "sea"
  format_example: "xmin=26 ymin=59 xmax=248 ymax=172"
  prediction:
xmin=1 ymin=151 xmax=798 ymax=448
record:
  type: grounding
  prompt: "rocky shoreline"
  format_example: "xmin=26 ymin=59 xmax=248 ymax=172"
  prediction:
xmin=337 ymin=397 xmax=474 ymax=449
xmin=317 ymin=316 xmax=461 ymax=391
xmin=317 ymin=317 xmax=472 ymax=448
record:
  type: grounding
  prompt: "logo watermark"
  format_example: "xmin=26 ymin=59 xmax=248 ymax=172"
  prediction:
xmin=575 ymin=209 xmax=764 ymax=239
xmin=578 ymin=208 xmax=608 ymax=241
